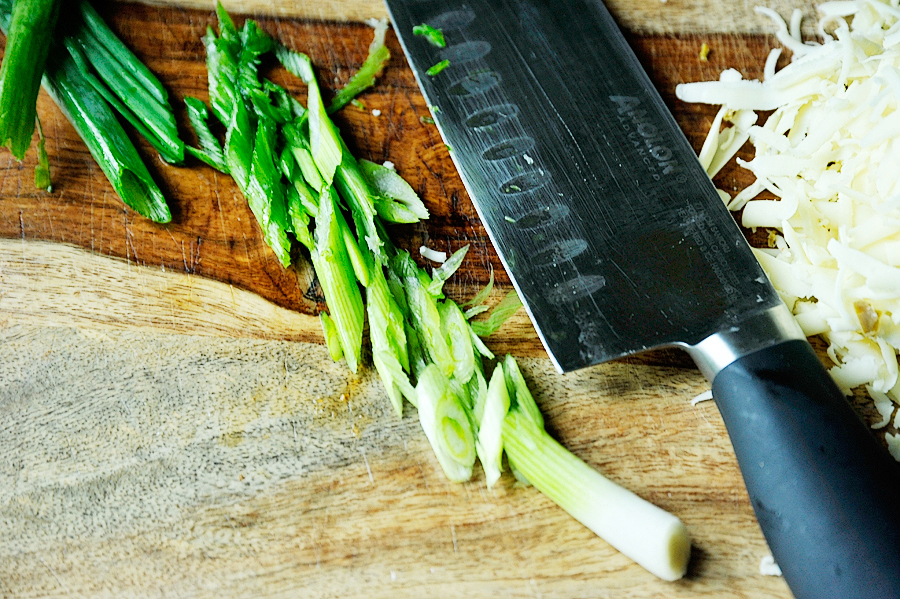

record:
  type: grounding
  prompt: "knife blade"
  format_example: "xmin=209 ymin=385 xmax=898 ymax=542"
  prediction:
xmin=385 ymin=0 xmax=900 ymax=596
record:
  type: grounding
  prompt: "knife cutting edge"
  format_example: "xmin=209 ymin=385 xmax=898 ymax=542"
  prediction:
xmin=384 ymin=0 xmax=900 ymax=596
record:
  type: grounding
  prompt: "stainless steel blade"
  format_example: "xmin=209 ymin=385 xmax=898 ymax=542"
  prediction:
xmin=385 ymin=0 xmax=780 ymax=373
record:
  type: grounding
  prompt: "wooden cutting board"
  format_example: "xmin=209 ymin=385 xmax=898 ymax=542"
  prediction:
xmin=0 ymin=1 xmax=877 ymax=597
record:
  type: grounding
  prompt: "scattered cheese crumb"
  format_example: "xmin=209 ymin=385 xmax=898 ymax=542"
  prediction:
xmin=760 ymin=555 xmax=783 ymax=576
xmin=691 ymin=390 xmax=714 ymax=405
xmin=382 ymin=160 xmax=395 ymax=170
xmin=523 ymin=153 xmax=534 ymax=164
xmin=372 ymin=108 xmax=382 ymax=117
xmin=700 ymin=42 xmax=710 ymax=61
xmin=420 ymin=245 xmax=447 ymax=263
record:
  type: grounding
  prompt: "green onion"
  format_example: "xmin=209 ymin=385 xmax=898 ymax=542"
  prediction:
xmin=502 ymin=354 xmax=543 ymax=429
xmin=413 ymin=23 xmax=446 ymax=48
xmin=0 ymin=0 xmax=59 ymax=160
xmin=246 ymin=115 xmax=292 ymax=267
xmin=76 ymin=1 xmax=168 ymax=105
xmin=42 ymin=48 xmax=171 ymax=222
xmin=416 ymin=364 xmax=477 ymax=483
xmin=319 ymin=311 xmax=344 ymax=361
xmin=476 ymin=363 xmax=510 ymax=487
xmin=311 ymin=185 xmax=365 ymax=373
xmin=367 ymin=260 xmax=414 ymax=416
xmin=358 ymin=159 xmax=429 ymax=224
xmin=427 ymin=244 xmax=467 ymax=297
xmin=503 ymin=408 xmax=691 ymax=581
xmin=328 ymin=19 xmax=390 ymax=113
xmin=391 ymin=251 xmax=455 ymax=378
xmin=438 ymin=299 xmax=476 ymax=383
xmin=34 ymin=116 xmax=50 ymax=190
xmin=470 ymin=290 xmax=523 ymax=336
xmin=184 ymin=97 xmax=227 ymax=172
xmin=70 ymin=2 xmax=184 ymax=164
xmin=426 ymin=59 xmax=450 ymax=76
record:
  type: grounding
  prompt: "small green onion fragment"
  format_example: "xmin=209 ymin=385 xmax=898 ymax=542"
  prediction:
xmin=470 ymin=290 xmax=523 ymax=337
xmin=420 ymin=115 xmax=435 ymax=125
xmin=312 ymin=186 xmax=365 ymax=373
xmin=426 ymin=59 xmax=450 ymax=76
xmin=184 ymin=97 xmax=227 ymax=172
xmin=413 ymin=23 xmax=446 ymax=48
xmin=350 ymin=98 xmax=366 ymax=111
xmin=319 ymin=312 xmax=344 ymax=361
xmin=34 ymin=116 xmax=50 ymax=191
xmin=328 ymin=19 xmax=390 ymax=113
xmin=427 ymin=245 xmax=467 ymax=297
xmin=358 ymin=158 xmax=429 ymax=224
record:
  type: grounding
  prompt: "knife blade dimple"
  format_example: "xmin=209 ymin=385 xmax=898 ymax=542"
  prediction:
xmin=387 ymin=0 xmax=778 ymax=372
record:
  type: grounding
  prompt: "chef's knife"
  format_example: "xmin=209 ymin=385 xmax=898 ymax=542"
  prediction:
xmin=384 ymin=0 xmax=900 ymax=596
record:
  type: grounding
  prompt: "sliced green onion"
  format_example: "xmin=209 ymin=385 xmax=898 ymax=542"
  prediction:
xmin=319 ymin=311 xmax=344 ymax=361
xmin=237 ymin=19 xmax=275 ymax=94
xmin=502 ymin=354 xmax=543 ymax=429
xmin=328 ymin=19 xmax=390 ymax=113
xmin=477 ymin=363 xmax=510 ymax=487
xmin=311 ymin=186 xmax=365 ymax=373
xmin=413 ymin=23 xmax=446 ymax=48
xmin=359 ymin=158 xmax=429 ymax=224
xmin=184 ymin=97 xmax=227 ymax=172
xmin=465 ymin=269 xmax=494 ymax=309
xmin=246 ymin=116 xmax=292 ymax=267
xmin=334 ymin=149 xmax=383 ymax=258
xmin=203 ymin=25 xmax=240 ymax=125
xmin=426 ymin=59 xmax=450 ymax=76
xmin=470 ymin=289 xmax=523 ymax=336
xmin=416 ymin=364 xmax=476 ymax=483
xmin=392 ymin=251 xmax=454 ymax=378
xmin=367 ymin=260 xmax=414 ymax=416
xmin=71 ymin=8 xmax=184 ymax=163
xmin=77 ymin=0 xmax=167 ymax=105
xmin=438 ymin=299 xmax=475 ymax=383
xmin=275 ymin=45 xmax=342 ymax=184
xmin=34 ymin=116 xmax=50 ymax=191
xmin=224 ymin=94 xmax=253 ymax=190
xmin=502 ymin=409 xmax=691 ymax=581
xmin=0 ymin=0 xmax=60 ymax=160
xmin=427 ymin=245 xmax=468 ymax=297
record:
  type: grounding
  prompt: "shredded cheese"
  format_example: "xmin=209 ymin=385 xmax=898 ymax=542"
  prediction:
xmin=677 ymin=1 xmax=900 ymax=437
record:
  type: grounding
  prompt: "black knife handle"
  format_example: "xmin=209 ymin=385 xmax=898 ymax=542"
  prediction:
xmin=712 ymin=339 xmax=900 ymax=599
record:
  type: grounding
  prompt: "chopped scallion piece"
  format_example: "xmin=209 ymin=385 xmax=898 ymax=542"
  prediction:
xmin=34 ymin=116 xmax=50 ymax=191
xmin=413 ymin=23 xmax=446 ymax=48
xmin=470 ymin=290 xmax=523 ymax=337
xmin=328 ymin=19 xmax=390 ymax=113
xmin=426 ymin=59 xmax=450 ymax=76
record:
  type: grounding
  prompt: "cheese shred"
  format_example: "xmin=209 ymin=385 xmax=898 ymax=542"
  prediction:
xmin=677 ymin=1 xmax=900 ymax=431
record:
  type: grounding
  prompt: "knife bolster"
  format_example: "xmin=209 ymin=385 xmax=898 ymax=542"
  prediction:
xmin=685 ymin=304 xmax=804 ymax=382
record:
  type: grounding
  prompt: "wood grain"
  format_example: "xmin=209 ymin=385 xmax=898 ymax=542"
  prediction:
xmin=128 ymin=0 xmax=826 ymax=36
xmin=0 ymin=2 xmax=842 ymax=598
xmin=0 ymin=324 xmax=791 ymax=598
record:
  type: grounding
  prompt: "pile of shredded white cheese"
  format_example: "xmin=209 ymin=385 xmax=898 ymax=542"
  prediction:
xmin=676 ymin=0 xmax=900 ymax=457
